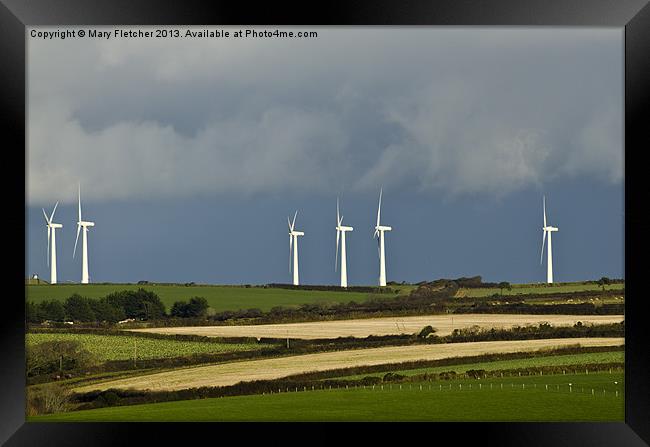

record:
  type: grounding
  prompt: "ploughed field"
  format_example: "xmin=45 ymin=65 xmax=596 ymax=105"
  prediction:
xmin=32 ymin=371 xmax=624 ymax=422
xmin=73 ymin=337 xmax=623 ymax=393
xmin=131 ymin=314 xmax=624 ymax=339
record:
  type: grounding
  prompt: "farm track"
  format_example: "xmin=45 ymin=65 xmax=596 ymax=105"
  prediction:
xmin=130 ymin=314 xmax=624 ymax=340
xmin=73 ymin=337 xmax=623 ymax=393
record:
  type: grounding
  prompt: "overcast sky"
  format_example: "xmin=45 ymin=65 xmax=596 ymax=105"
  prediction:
xmin=26 ymin=27 xmax=624 ymax=285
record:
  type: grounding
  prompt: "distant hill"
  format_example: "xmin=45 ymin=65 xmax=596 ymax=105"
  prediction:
xmin=25 ymin=277 xmax=49 ymax=285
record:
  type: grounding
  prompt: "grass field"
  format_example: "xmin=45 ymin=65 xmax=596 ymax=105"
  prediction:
xmin=333 ymin=350 xmax=624 ymax=380
xmin=25 ymin=284 xmax=379 ymax=312
xmin=132 ymin=313 xmax=624 ymax=339
xmin=72 ymin=337 xmax=623 ymax=393
xmin=26 ymin=332 xmax=267 ymax=362
xmin=456 ymin=283 xmax=624 ymax=298
xmin=30 ymin=372 xmax=624 ymax=421
xmin=26 ymin=282 xmax=622 ymax=313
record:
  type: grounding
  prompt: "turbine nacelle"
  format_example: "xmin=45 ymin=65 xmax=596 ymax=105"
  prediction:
xmin=336 ymin=225 xmax=353 ymax=232
xmin=78 ymin=221 xmax=95 ymax=227
xmin=543 ymin=226 xmax=558 ymax=232
xmin=290 ymin=231 xmax=305 ymax=236
xmin=49 ymin=223 xmax=63 ymax=229
xmin=375 ymin=225 xmax=392 ymax=232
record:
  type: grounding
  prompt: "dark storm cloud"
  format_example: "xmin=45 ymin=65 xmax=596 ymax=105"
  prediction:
xmin=27 ymin=27 xmax=622 ymax=204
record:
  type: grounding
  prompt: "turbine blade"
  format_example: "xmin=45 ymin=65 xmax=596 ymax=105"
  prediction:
xmin=42 ymin=208 xmax=50 ymax=225
xmin=337 ymin=197 xmax=340 ymax=227
xmin=78 ymin=183 xmax=82 ymax=223
xmin=73 ymin=224 xmax=81 ymax=258
xmin=543 ymin=196 xmax=547 ymax=228
xmin=288 ymin=216 xmax=292 ymax=232
xmin=540 ymin=230 xmax=546 ymax=264
xmin=335 ymin=229 xmax=340 ymax=271
xmin=376 ymin=188 xmax=382 ymax=228
xmin=51 ymin=201 xmax=59 ymax=222
xmin=292 ymin=210 xmax=298 ymax=232
xmin=46 ymin=226 xmax=50 ymax=267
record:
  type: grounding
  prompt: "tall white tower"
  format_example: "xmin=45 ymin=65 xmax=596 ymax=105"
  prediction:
xmin=287 ymin=211 xmax=304 ymax=286
xmin=42 ymin=203 xmax=62 ymax=284
xmin=73 ymin=184 xmax=95 ymax=284
xmin=540 ymin=196 xmax=559 ymax=284
xmin=373 ymin=188 xmax=392 ymax=287
xmin=335 ymin=198 xmax=353 ymax=288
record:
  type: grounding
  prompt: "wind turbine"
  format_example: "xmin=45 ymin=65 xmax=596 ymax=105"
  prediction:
xmin=335 ymin=197 xmax=353 ymax=288
xmin=42 ymin=202 xmax=62 ymax=284
xmin=373 ymin=188 xmax=392 ymax=287
xmin=73 ymin=184 xmax=95 ymax=284
xmin=540 ymin=196 xmax=559 ymax=284
xmin=287 ymin=211 xmax=304 ymax=286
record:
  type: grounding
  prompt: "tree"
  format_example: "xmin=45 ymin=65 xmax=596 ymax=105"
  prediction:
xmin=38 ymin=300 xmax=66 ymax=322
xmin=170 ymin=297 xmax=209 ymax=318
xmin=498 ymin=282 xmax=512 ymax=296
xmin=26 ymin=301 xmax=43 ymax=324
xmin=170 ymin=301 xmax=188 ymax=318
xmin=104 ymin=289 xmax=166 ymax=320
xmin=598 ymin=277 xmax=611 ymax=291
xmin=64 ymin=294 xmax=96 ymax=322
xmin=90 ymin=299 xmax=125 ymax=323
xmin=187 ymin=297 xmax=209 ymax=317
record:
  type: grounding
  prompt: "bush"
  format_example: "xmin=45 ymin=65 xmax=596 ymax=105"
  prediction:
xmin=27 ymin=340 xmax=96 ymax=377
xmin=418 ymin=325 xmax=436 ymax=338
xmin=382 ymin=372 xmax=406 ymax=382
xmin=27 ymin=384 xmax=72 ymax=415
xmin=466 ymin=369 xmax=487 ymax=379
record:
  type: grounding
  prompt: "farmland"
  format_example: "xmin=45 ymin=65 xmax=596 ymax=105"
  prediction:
xmin=455 ymin=282 xmax=624 ymax=298
xmin=73 ymin=337 xmax=623 ymax=393
xmin=332 ymin=349 xmax=624 ymax=380
xmin=30 ymin=371 xmax=624 ymax=422
xmin=26 ymin=332 xmax=266 ymax=362
xmin=131 ymin=313 xmax=624 ymax=339
xmin=26 ymin=281 xmax=623 ymax=314
xmin=25 ymin=284 xmax=379 ymax=312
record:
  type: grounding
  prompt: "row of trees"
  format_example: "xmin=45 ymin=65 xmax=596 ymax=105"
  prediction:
xmin=27 ymin=289 xmax=207 ymax=324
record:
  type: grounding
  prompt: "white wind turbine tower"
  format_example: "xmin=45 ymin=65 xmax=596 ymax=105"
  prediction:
xmin=287 ymin=211 xmax=304 ymax=286
xmin=540 ymin=196 xmax=559 ymax=284
xmin=42 ymin=202 xmax=62 ymax=284
xmin=335 ymin=198 xmax=353 ymax=288
xmin=73 ymin=184 xmax=95 ymax=284
xmin=374 ymin=188 xmax=392 ymax=287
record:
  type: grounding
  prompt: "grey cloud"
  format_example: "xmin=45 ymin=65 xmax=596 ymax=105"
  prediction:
xmin=27 ymin=27 xmax=623 ymax=204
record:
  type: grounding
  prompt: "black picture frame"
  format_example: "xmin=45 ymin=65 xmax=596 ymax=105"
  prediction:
xmin=3 ymin=0 xmax=649 ymax=445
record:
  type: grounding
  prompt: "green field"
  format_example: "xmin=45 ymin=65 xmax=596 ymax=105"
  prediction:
xmin=26 ymin=282 xmax=622 ymax=313
xmin=29 ymin=372 xmax=623 ymax=422
xmin=457 ymin=283 xmax=624 ymax=298
xmin=27 ymin=332 xmax=266 ymax=362
xmin=26 ymin=284 xmax=379 ymax=312
xmin=332 ymin=350 xmax=624 ymax=380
